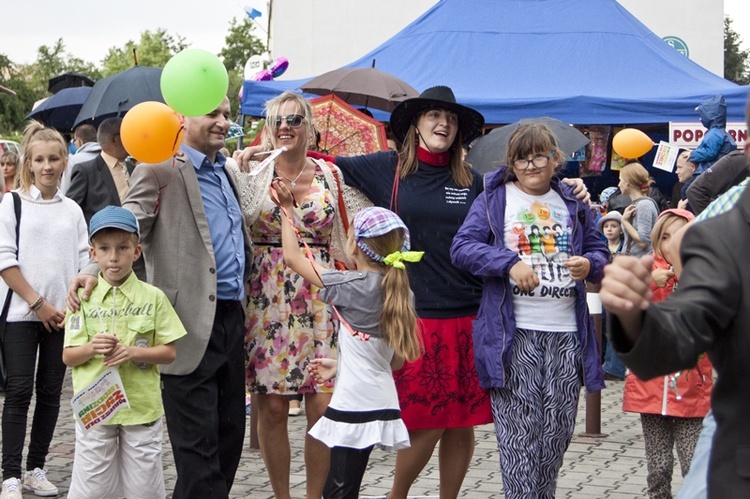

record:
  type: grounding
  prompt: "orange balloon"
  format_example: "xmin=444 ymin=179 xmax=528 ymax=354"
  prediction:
xmin=121 ymin=102 xmax=184 ymax=164
xmin=612 ymin=128 xmax=654 ymax=159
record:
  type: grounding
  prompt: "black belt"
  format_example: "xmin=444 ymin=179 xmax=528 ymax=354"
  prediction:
xmin=216 ymin=299 xmax=242 ymax=310
xmin=323 ymin=407 xmax=401 ymax=423
xmin=254 ymin=241 xmax=330 ymax=248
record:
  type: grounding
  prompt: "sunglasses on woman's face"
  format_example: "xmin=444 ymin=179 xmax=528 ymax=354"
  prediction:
xmin=270 ymin=114 xmax=306 ymax=129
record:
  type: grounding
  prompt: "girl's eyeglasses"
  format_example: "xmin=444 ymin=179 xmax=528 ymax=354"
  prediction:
xmin=513 ymin=152 xmax=554 ymax=171
xmin=270 ymin=114 xmax=306 ymax=129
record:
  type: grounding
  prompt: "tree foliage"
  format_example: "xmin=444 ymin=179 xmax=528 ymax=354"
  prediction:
xmin=1 ymin=19 xmax=266 ymax=135
xmin=219 ymin=17 xmax=266 ymax=119
xmin=724 ymin=16 xmax=750 ymax=85
xmin=0 ymin=54 xmax=33 ymax=135
xmin=27 ymin=39 xmax=102 ymax=88
xmin=101 ymin=28 xmax=189 ymax=76
xmin=220 ymin=17 xmax=266 ymax=73
xmin=226 ymin=68 xmax=245 ymax=120
xmin=0 ymin=41 xmax=101 ymax=135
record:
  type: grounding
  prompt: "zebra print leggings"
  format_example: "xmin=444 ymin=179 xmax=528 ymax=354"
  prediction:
xmin=490 ymin=328 xmax=583 ymax=499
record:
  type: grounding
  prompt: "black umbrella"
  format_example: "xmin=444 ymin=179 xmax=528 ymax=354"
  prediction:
xmin=466 ymin=117 xmax=590 ymax=175
xmin=48 ymin=72 xmax=95 ymax=94
xmin=25 ymin=87 xmax=92 ymax=132
xmin=73 ymin=66 xmax=164 ymax=128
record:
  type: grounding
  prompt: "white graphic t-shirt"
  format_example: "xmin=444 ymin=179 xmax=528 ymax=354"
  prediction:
xmin=503 ymin=183 xmax=577 ymax=331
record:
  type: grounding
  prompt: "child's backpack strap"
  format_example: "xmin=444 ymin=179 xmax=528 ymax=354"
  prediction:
xmin=330 ymin=303 xmax=370 ymax=342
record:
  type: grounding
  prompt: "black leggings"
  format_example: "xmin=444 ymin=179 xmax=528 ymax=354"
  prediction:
xmin=323 ymin=445 xmax=375 ymax=499
xmin=1 ymin=322 xmax=66 ymax=480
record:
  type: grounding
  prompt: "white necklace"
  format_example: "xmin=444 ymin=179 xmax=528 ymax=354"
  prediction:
xmin=276 ymin=161 xmax=308 ymax=188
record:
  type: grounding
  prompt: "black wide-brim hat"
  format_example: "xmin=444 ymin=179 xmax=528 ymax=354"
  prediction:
xmin=389 ymin=85 xmax=485 ymax=144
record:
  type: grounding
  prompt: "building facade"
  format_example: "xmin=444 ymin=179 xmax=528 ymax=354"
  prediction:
xmin=267 ymin=0 xmax=724 ymax=80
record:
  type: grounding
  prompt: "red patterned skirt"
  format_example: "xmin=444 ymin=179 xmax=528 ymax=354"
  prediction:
xmin=393 ymin=315 xmax=492 ymax=430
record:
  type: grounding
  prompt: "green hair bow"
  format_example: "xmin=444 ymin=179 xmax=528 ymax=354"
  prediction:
xmin=383 ymin=251 xmax=424 ymax=269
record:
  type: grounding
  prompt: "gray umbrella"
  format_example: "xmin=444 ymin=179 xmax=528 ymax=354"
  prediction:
xmin=466 ymin=117 xmax=590 ymax=175
xmin=73 ymin=66 xmax=163 ymax=128
xmin=300 ymin=66 xmax=418 ymax=112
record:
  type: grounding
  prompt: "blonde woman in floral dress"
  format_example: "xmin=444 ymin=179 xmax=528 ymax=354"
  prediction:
xmin=230 ymin=91 xmax=366 ymax=499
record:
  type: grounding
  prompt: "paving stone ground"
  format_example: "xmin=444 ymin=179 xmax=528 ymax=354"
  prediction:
xmin=2 ymin=374 xmax=688 ymax=498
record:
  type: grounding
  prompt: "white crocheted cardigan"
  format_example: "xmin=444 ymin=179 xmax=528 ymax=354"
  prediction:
xmin=226 ymin=157 xmax=371 ymax=269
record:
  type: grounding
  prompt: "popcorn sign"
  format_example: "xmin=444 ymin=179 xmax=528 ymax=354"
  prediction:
xmin=71 ymin=368 xmax=129 ymax=433
xmin=670 ymin=122 xmax=747 ymax=149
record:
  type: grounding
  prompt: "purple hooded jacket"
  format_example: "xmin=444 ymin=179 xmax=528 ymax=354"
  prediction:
xmin=450 ymin=168 xmax=608 ymax=392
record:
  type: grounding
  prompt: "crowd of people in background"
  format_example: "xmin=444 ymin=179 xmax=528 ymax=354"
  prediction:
xmin=601 ymin=96 xmax=750 ymax=498
xmin=0 ymin=84 xmax=747 ymax=499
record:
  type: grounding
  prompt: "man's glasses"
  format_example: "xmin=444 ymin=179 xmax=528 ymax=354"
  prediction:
xmin=513 ymin=152 xmax=554 ymax=171
xmin=270 ymin=114 xmax=306 ymax=129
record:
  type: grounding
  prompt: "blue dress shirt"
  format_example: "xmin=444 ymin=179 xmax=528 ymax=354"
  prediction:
xmin=182 ymin=145 xmax=245 ymax=300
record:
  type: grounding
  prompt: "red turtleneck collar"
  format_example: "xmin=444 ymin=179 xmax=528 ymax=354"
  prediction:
xmin=417 ymin=147 xmax=450 ymax=166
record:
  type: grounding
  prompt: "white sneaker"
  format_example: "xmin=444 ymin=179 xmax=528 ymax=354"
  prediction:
xmin=23 ymin=468 xmax=58 ymax=497
xmin=0 ymin=478 xmax=22 ymax=499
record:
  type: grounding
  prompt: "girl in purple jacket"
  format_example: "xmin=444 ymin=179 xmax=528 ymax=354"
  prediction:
xmin=450 ymin=123 xmax=608 ymax=499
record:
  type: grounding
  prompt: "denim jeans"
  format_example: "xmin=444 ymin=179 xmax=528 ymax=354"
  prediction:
xmin=676 ymin=411 xmax=714 ymax=499
xmin=602 ymin=310 xmax=626 ymax=378
xmin=1 ymin=321 xmax=66 ymax=480
xmin=603 ymin=340 xmax=626 ymax=378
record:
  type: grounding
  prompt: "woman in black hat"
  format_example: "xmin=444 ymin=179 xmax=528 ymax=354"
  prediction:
xmin=237 ymin=85 xmax=589 ymax=498
xmin=313 ymin=86 xmax=492 ymax=498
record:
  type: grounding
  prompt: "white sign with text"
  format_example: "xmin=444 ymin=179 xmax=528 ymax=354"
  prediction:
xmin=669 ymin=122 xmax=747 ymax=149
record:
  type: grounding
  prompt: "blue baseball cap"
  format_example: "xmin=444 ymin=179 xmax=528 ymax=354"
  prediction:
xmin=89 ymin=206 xmax=140 ymax=241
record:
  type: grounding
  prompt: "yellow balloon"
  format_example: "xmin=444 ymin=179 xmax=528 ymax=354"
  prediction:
xmin=121 ymin=102 xmax=184 ymax=164
xmin=612 ymin=128 xmax=654 ymax=159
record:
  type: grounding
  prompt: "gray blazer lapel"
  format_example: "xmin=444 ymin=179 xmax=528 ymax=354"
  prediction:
xmin=178 ymin=158 xmax=216 ymax=262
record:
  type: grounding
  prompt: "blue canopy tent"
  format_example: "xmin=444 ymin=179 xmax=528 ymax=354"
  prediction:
xmin=241 ymin=0 xmax=749 ymax=124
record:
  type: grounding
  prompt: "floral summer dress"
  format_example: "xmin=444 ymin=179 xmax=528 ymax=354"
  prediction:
xmin=245 ymin=167 xmax=337 ymax=394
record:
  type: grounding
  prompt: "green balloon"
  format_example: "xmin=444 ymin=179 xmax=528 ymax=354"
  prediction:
xmin=161 ymin=49 xmax=229 ymax=117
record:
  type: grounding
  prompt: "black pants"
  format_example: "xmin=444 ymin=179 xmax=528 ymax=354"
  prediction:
xmin=161 ymin=300 xmax=246 ymax=499
xmin=1 ymin=322 xmax=66 ymax=480
xmin=323 ymin=445 xmax=375 ymax=499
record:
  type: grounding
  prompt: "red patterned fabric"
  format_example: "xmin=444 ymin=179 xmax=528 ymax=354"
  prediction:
xmin=394 ymin=315 xmax=492 ymax=429
xmin=310 ymin=94 xmax=388 ymax=157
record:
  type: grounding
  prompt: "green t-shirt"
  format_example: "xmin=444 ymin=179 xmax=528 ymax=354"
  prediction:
xmin=65 ymin=272 xmax=187 ymax=425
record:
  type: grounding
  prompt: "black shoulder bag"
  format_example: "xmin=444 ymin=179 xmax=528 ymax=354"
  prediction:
xmin=0 ymin=192 xmax=22 ymax=391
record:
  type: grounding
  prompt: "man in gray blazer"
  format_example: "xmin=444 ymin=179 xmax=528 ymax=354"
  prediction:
xmin=67 ymin=118 xmax=134 ymax=225
xmin=69 ymin=97 xmax=250 ymax=498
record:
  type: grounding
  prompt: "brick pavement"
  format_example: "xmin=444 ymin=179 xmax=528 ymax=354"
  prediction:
xmin=2 ymin=374 xmax=687 ymax=498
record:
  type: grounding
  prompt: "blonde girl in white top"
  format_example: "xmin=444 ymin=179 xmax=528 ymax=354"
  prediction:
xmin=0 ymin=122 xmax=88 ymax=499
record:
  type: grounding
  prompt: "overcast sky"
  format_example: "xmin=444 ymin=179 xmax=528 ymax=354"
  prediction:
xmin=1 ymin=0 xmax=749 ymax=68
xmin=724 ymin=0 xmax=750 ymax=51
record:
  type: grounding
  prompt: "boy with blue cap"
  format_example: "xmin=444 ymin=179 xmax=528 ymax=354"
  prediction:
xmin=62 ymin=206 xmax=187 ymax=499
